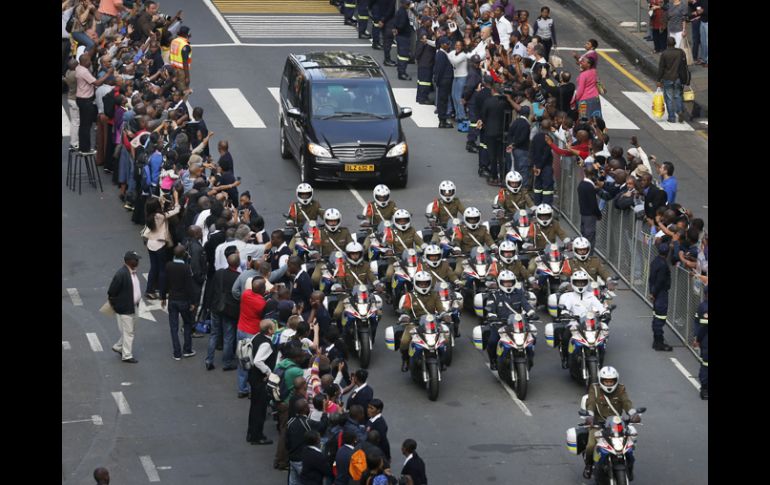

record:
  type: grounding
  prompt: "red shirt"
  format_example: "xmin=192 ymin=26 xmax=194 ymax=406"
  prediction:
xmin=550 ymin=140 xmax=590 ymax=160
xmin=238 ymin=290 xmax=266 ymax=335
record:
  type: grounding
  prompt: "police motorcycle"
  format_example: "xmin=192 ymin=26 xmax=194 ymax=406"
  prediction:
xmin=567 ymin=397 xmax=646 ymax=485
xmin=546 ymin=310 xmax=610 ymax=388
xmin=571 ymin=237 xmax=620 ymax=315
xmin=473 ymin=241 xmax=538 ymax=321
xmin=533 ymin=243 xmax=571 ymax=309
xmin=338 ymin=283 xmax=384 ymax=369
xmin=460 ymin=245 xmax=498 ymax=314
xmin=387 ymin=314 xmax=449 ymax=401
xmin=282 ymin=183 xmax=317 ymax=244
xmin=421 ymin=180 xmax=461 ymax=243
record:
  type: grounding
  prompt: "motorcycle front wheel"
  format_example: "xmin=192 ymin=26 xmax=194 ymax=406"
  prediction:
xmin=358 ymin=330 xmax=371 ymax=369
xmin=498 ymin=356 xmax=513 ymax=386
xmin=443 ymin=333 xmax=454 ymax=366
xmin=514 ymin=361 xmax=528 ymax=400
xmin=612 ymin=469 xmax=629 ymax=485
xmin=427 ymin=361 xmax=440 ymax=401
xmin=586 ymin=358 xmax=599 ymax=390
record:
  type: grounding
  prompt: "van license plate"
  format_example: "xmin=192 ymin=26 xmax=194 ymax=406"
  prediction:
xmin=345 ymin=164 xmax=374 ymax=172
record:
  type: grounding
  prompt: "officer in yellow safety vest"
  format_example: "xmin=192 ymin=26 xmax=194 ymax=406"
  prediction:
xmin=169 ymin=26 xmax=192 ymax=92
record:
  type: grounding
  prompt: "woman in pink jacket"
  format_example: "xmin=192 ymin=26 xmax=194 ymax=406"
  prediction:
xmin=570 ymin=56 xmax=603 ymax=120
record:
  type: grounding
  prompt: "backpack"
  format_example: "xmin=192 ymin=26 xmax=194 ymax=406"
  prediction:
xmin=678 ymin=52 xmax=691 ymax=85
xmin=323 ymin=430 xmax=341 ymax=468
xmin=236 ymin=335 xmax=256 ymax=370
xmin=65 ymin=7 xmax=78 ymax=33
xmin=271 ymin=366 xmax=292 ymax=402
xmin=348 ymin=449 xmax=368 ymax=481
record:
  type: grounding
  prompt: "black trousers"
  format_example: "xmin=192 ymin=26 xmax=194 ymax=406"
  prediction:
xmin=247 ymin=378 xmax=269 ymax=441
xmin=383 ymin=19 xmax=395 ymax=61
xmin=436 ymin=81 xmax=452 ymax=122
xmin=76 ymin=97 xmax=96 ymax=152
xmin=541 ymin=38 xmax=553 ymax=61
xmin=486 ymin=134 xmax=505 ymax=179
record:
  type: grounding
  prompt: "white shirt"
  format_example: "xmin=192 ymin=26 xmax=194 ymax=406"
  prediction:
xmin=369 ymin=413 xmax=382 ymax=424
xmin=447 ymin=51 xmax=469 ymax=77
xmin=272 ymin=242 xmax=291 ymax=268
xmin=351 ymin=382 xmax=369 ymax=396
xmin=496 ymin=16 xmax=513 ymax=50
xmin=558 ymin=291 xmax=605 ymax=317
xmin=403 ymin=453 xmax=414 ymax=467
xmin=308 ymin=446 xmax=323 ymax=453
xmin=128 ymin=266 xmax=141 ymax=305
xmin=512 ymin=41 xmax=528 ymax=58
xmin=471 ymin=37 xmax=490 ymax=62
xmin=252 ymin=340 xmax=274 ymax=375
xmin=213 ymin=239 xmax=266 ymax=271
xmin=195 ymin=209 xmax=212 ymax=244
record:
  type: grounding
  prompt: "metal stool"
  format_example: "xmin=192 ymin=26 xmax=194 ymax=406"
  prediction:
xmin=66 ymin=146 xmax=76 ymax=190
xmin=72 ymin=150 xmax=103 ymax=194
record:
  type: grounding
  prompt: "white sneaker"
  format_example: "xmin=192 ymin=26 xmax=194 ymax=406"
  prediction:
xmin=183 ymin=350 xmax=197 ymax=358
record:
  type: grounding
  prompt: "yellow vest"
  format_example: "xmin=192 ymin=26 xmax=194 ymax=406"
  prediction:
xmin=169 ymin=37 xmax=191 ymax=69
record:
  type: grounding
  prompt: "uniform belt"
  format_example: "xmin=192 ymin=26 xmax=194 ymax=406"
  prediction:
xmin=417 ymin=81 xmax=432 ymax=86
xmin=653 ymin=313 xmax=667 ymax=320
xmin=397 ymin=55 xmax=410 ymax=61
xmin=344 ymin=3 xmax=356 ymax=7
xmin=358 ymin=15 xmax=369 ymax=20
xmin=698 ymin=318 xmax=708 ymax=325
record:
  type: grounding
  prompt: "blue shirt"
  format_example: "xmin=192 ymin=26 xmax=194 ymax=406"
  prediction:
xmin=660 ymin=177 xmax=678 ymax=204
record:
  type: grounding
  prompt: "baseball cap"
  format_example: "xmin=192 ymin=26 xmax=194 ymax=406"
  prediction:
xmin=518 ymin=106 xmax=531 ymax=116
xmin=420 ymin=15 xmax=431 ymax=22
xmin=124 ymin=251 xmax=141 ymax=262
xmin=178 ymin=26 xmax=190 ymax=36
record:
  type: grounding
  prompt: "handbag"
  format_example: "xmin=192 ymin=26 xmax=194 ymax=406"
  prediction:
xmin=596 ymin=79 xmax=607 ymax=95
xmin=549 ymin=48 xmax=563 ymax=68
xmin=680 ymin=35 xmax=694 ymax=65
xmin=683 ymin=85 xmax=695 ymax=102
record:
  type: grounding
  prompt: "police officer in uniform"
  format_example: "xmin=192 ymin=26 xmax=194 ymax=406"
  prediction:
xmin=583 ymin=367 xmax=640 ymax=480
xmin=472 ymin=76 xmax=494 ymax=177
xmin=428 ymin=180 xmax=465 ymax=228
xmin=311 ymin=209 xmax=355 ymax=288
xmin=695 ymin=285 xmax=708 ymax=399
xmin=557 ymin=271 xmax=607 ymax=367
xmin=398 ymin=271 xmax=441 ymax=371
xmin=445 ymin=207 xmax=497 ymax=281
xmin=527 ymin=204 xmax=569 ymax=274
xmin=169 ymin=26 xmax=192 ymax=92
xmin=484 ymin=271 xmax=536 ymax=370
xmin=380 ymin=0 xmax=398 ymax=66
xmin=343 ymin=0 xmax=358 ymax=25
xmin=495 ymin=241 xmax=530 ymax=282
xmin=415 ymin=16 xmax=436 ymax=104
xmin=288 ymin=184 xmax=324 ymax=253
xmin=648 ymin=242 xmax=674 ymax=351
xmin=356 ymin=0 xmax=372 ymax=39
xmin=370 ymin=0 xmax=385 ymax=49
xmin=383 ymin=210 xmax=425 ymax=282
xmin=332 ymin=242 xmax=380 ymax=322
xmin=394 ymin=0 xmax=414 ymax=80
xmin=362 ymin=184 xmax=398 ymax=255
xmin=564 ymin=237 xmax=611 ymax=282
xmin=463 ymin=54 xmax=483 ymax=153
xmin=434 ymin=36 xmax=455 ymax=128
xmin=497 ymin=171 xmax=535 ymax=214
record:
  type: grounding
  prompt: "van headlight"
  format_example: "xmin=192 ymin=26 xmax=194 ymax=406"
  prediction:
xmin=307 ymin=143 xmax=332 ymax=158
xmin=386 ymin=142 xmax=407 ymax=158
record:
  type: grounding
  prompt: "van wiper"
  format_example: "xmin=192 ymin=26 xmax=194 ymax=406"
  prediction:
xmin=321 ymin=111 xmax=386 ymax=120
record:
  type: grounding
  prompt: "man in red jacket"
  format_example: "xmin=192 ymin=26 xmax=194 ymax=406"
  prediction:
xmin=236 ymin=278 xmax=266 ymax=398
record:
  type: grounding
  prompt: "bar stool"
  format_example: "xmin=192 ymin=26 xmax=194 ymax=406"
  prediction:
xmin=72 ymin=150 xmax=103 ymax=194
xmin=66 ymin=146 xmax=77 ymax=190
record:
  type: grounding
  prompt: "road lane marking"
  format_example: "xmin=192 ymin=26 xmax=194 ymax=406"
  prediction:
xmin=202 ymin=0 xmax=240 ymax=45
xmin=194 ymin=43 xmax=371 ymax=47
xmin=597 ymin=51 xmax=651 ymax=93
xmin=485 ymin=363 xmax=533 ymax=416
xmin=622 ymin=92 xmax=694 ymax=131
xmin=62 ymin=415 xmax=103 ymax=425
xmin=670 ymin=357 xmax=701 ymax=390
xmin=62 ymin=341 xmax=71 ymax=350
xmin=139 ymin=455 xmax=161 ymax=482
xmin=111 ymin=391 xmax=132 ymax=415
xmin=67 ymin=288 xmax=83 ymax=306
xmin=209 ymin=88 xmax=266 ymax=128
xmin=86 ymin=333 xmax=104 ymax=352
xmin=346 ymin=185 xmax=368 ymax=209
xmin=62 ymin=105 xmax=70 ymax=137
xmin=598 ymin=96 xmax=639 ymax=130
xmin=619 ymin=21 xmax=646 ymax=27
xmin=391 ymin=88 xmax=435 ymax=128
xmin=215 ymin=0 xmax=338 ymax=14
xmin=696 ymin=130 xmax=707 ymax=140
xmin=224 ymin=15 xmax=360 ymax=38
xmin=268 ymin=87 xmax=280 ymax=104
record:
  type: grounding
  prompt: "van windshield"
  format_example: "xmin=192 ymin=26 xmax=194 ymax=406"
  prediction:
xmin=311 ymin=81 xmax=395 ymax=118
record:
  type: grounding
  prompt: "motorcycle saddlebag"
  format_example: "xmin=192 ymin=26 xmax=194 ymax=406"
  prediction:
xmin=386 ymin=324 xmax=405 ymax=351
xmin=566 ymin=426 xmax=588 ymax=455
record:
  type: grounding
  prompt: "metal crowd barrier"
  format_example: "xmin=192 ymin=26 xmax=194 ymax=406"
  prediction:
xmin=552 ymin=156 xmax=704 ymax=360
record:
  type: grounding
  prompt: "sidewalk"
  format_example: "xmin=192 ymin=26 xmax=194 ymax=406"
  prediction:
xmin=558 ymin=0 xmax=708 ymax=119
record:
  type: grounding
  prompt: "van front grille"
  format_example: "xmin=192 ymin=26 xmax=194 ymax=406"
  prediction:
xmin=331 ymin=146 xmax=387 ymax=160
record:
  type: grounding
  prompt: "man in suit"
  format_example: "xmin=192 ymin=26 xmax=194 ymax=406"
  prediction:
xmin=299 ymin=430 xmax=334 ymax=485
xmin=108 ymin=251 xmax=143 ymax=363
xmin=287 ymin=256 xmax=313 ymax=310
xmin=366 ymin=398 xmax=391 ymax=462
xmin=205 ymin=252 xmax=241 ymax=371
xmin=577 ymin=166 xmax=604 ymax=248
xmin=286 ymin=399 xmax=312 ymax=484
xmin=346 ymin=369 xmax=374 ymax=411
xmin=639 ymin=173 xmax=668 ymax=227
xmin=334 ymin=430 xmax=359 ymax=485
xmin=400 ymin=439 xmax=427 ymax=485
xmin=162 ymin=245 xmax=198 ymax=360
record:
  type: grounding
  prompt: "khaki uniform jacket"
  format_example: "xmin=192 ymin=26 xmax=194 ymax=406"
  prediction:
xmin=288 ymin=200 xmax=323 ymax=226
xmin=339 ymin=262 xmax=378 ymax=290
xmin=399 ymin=291 xmax=441 ymax=320
xmin=533 ymin=221 xmax=567 ymax=251
xmin=565 ymin=256 xmax=610 ymax=281
xmin=586 ymin=383 xmax=633 ymax=421
xmin=423 ymin=261 xmax=457 ymax=285
xmin=449 ymin=225 xmax=496 ymax=254
xmin=386 ymin=227 xmax=424 ymax=254
xmin=430 ymin=198 xmax=466 ymax=226
xmin=318 ymin=227 xmax=354 ymax=258
xmin=498 ymin=260 xmax=530 ymax=282
xmin=365 ymin=201 xmax=397 ymax=226
xmin=498 ymin=188 xmax=535 ymax=213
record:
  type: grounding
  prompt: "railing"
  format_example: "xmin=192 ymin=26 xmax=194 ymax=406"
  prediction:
xmin=553 ymin=155 xmax=704 ymax=360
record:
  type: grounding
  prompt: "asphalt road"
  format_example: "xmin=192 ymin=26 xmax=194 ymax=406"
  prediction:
xmin=62 ymin=1 xmax=708 ymax=483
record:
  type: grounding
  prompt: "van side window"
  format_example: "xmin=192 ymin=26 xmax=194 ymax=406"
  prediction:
xmin=280 ymin=61 xmax=291 ymax=102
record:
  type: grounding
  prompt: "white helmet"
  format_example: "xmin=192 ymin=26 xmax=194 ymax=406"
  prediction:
xmin=571 ymin=270 xmax=590 ymax=294
xmin=497 ymin=270 xmax=517 ymax=294
xmin=535 ymin=203 xmax=554 ymax=226
xmin=498 ymin=240 xmax=518 ymax=264
xmin=296 ymin=183 xmax=313 ymax=206
xmin=573 ymin=237 xmax=591 ymax=261
xmin=598 ymin=366 xmax=619 ymax=394
xmin=413 ymin=271 xmax=433 ymax=295
xmin=439 ymin=180 xmax=456 ymax=203
xmin=463 ymin=207 xmax=481 ymax=230
xmin=373 ymin=184 xmax=391 ymax=208
xmin=393 ymin=209 xmax=411 ymax=231
xmin=505 ymin=171 xmax=524 ymax=194
xmin=324 ymin=208 xmax=341 ymax=232
xmin=423 ymin=244 xmax=443 ymax=268
xmin=345 ymin=241 xmax=364 ymax=266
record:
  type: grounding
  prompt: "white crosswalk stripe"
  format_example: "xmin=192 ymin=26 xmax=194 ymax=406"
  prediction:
xmin=209 ymin=88 xmax=266 ymax=128
xmin=391 ymin=89 xmax=435 ymax=128
xmin=622 ymin=91 xmax=694 ymax=131
xmin=599 ymin=95 xmax=639 ymax=130
xmin=225 ymin=15 xmax=360 ymax=38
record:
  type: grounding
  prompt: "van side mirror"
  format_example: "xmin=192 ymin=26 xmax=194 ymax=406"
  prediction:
xmin=286 ymin=107 xmax=303 ymax=120
xmin=398 ymin=107 xmax=413 ymax=119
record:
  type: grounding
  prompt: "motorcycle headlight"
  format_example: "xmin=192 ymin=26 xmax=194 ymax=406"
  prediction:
xmin=386 ymin=142 xmax=407 ymax=158
xmin=357 ymin=303 xmax=369 ymax=316
xmin=424 ymin=333 xmax=437 ymax=348
xmin=585 ymin=330 xmax=596 ymax=344
xmin=307 ymin=143 xmax=332 ymax=158
xmin=611 ymin=437 xmax=625 ymax=452
xmin=513 ymin=333 xmax=526 ymax=346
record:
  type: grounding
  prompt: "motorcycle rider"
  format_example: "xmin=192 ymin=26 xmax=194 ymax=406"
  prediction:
xmin=288 ymin=183 xmax=323 ymax=226
xmin=496 ymin=240 xmax=530 ymax=283
xmin=383 ymin=209 xmax=425 ymax=282
xmin=557 ymin=270 xmax=608 ymax=367
xmin=310 ymin=209 xmax=355 ymax=287
xmin=527 ymin=203 xmax=569 ymax=274
xmin=428 ymin=180 xmax=466 ymax=227
xmin=496 ymin=171 xmax=535 ymax=214
xmin=362 ymin=184 xmax=398 ymax=254
xmin=446 ymin=207 xmax=498 ymax=281
xmin=563 ymin=237 xmax=611 ymax=282
xmin=422 ymin=243 xmax=462 ymax=287
xmin=583 ymin=366 xmax=640 ymax=480
xmin=332 ymin=242 xmax=381 ymax=323
xmin=398 ymin=271 xmax=442 ymax=372
xmin=484 ymin=270 xmax=536 ymax=370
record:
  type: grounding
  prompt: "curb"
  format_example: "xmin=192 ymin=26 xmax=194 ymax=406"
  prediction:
xmin=556 ymin=0 xmax=707 ymax=118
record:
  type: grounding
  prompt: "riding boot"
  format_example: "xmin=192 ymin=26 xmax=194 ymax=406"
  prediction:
xmin=583 ymin=454 xmax=594 ymax=479
xmin=401 ymin=353 xmax=409 ymax=372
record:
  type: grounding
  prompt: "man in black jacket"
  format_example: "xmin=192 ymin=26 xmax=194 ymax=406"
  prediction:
xmin=108 ymin=251 xmax=143 ymax=363
xmin=506 ymin=105 xmax=531 ymax=186
xmin=639 ymin=173 xmax=668 ymax=226
xmin=478 ymin=84 xmax=510 ymax=186
xmin=530 ymin=119 xmax=555 ymax=204
xmin=394 ymin=0 xmax=414 ymax=80
xmin=300 ymin=430 xmax=334 ymax=485
xmin=162 ymin=245 xmax=197 ymax=360
xmin=184 ymin=226 xmax=207 ymax=316
xmin=472 ymin=76 xmax=493 ymax=175
xmin=648 ymin=243 xmax=674 ymax=351
xmin=346 ymin=369 xmax=374 ymax=411
xmin=463 ymin=54 xmax=483 ymax=153
xmin=287 ymin=256 xmax=313 ymax=310
xmin=204 ymin=253 xmax=241 ymax=371
xmin=656 ymin=36 xmax=687 ymax=123
xmin=400 ymin=439 xmax=427 ymax=485
xmin=380 ymin=0 xmax=398 ymax=66
xmin=415 ymin=16 xmax=436 ymax=104
xmin=366 ymin=398 xmax=391 ymax=462
xmin=539 ymin=70 xmax=575 ymax=119
xmin=434 ymin=37 xmax=454 ymax=128
xmin=577 ymin=166 xmax=603 ymax=247
xmin=286 ymin=399 xmax=312 ymax=483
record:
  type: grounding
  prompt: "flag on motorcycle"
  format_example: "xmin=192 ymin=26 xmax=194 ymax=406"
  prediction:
xmin=497 ymin=188 xmax=506 ymax=203
xmin=311 ymin=226 xmax=321 ymax=247
xmin=384 ymin=225 xmax=394 ymax=246
xmin=288 ymin=202 xmax=297 ymax=221
xmin=489 ymin=260 xmax=498 ymax=278
xmin=453 ymin=225 xmax=463 ymax=241
xmin=366 ymin=202 xmax=374 ymax=219
xmin=432 ymin=198 xmax=440 ymax=215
